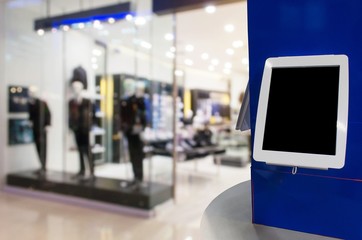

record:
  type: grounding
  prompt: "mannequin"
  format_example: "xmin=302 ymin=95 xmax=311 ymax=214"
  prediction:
xmin=71 ymin=66 xmax=88 ymax=90
xmin=69 ymin=81 xmax=94 ymax=179
xmin=120 ymin=79 xmax=146 ymax=187
xmin=28 ymin=86 xmax=51 ymax=176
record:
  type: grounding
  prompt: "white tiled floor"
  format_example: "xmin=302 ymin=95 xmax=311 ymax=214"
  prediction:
xmin=0 ymin=156 xmax=251 ymax=240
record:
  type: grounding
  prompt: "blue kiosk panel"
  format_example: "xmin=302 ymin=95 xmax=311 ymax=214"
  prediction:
xmin=248 ymin=0 xmax=362 ymax=239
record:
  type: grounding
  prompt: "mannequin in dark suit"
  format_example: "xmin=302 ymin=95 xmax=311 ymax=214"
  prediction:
xmin=120 ymin=80 xmax=147 ymax=185
xmin=69 ymin=81 xmax=94 ymax=179
xmin=28 ymin=86 xmax=51 ymax=175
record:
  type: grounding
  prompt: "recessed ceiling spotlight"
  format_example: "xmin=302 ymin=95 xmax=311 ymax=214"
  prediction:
xmin=201 ymin=53 xmax=209 ymax=60
xmin=184 ymin=59 xmax=194 ymax=66
xmin=170 ymin=46 xmax=176 ymax=53
xmin=242 ymin=57 xmax=249 ymax=65
xmin=166 ymin=52 xmax=175 ymax=59
xmin=225 ymin=62 xmax=232 ymax=69
xmin=78 ymin=23 xmax=85 ymax=29
xmin=226 ymin=48 xmax=235 ymax=55
xmin=208 ymin=65 xmax=215 ymax=71
xmin=164 ymin=33 xmax=174 ymax=41
xmin=126 ymin=14 xmax=133 ymax=22
xmin=140 ymin=41 xmax=152 ymax=49
xmin=211 ymin=58 xmax=219 ymax=66
xmin=205 ymin=5 xmax=216 ymax=14
xmin=37 ymin=29 xmax=45 ymax=36
xmin=185 ymin=44 xmax=194 ymax=52
xmin=92 ymin=64 xmax=99 ymax=70
xmin=224 ymin=24 xmax=235 ymax=33
xmin=91 ymin=57 xmax=97 ymax=63
xmin=62 ymin=25 xmax=70 ymax=31
xmin=232 ymin=40 xmax=244 ymax=48
xmin=93 ymin=20 xmax=103 ymax=29
xmin=108 ymin=18 xmax=116 ymax=24
xmin=92 ymin=49 xmax=102 ymax=56
xmin=134 ymin=17 xmax=147 ymax=26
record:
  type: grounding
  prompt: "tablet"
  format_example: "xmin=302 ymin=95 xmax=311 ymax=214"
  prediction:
xmin=253 ymin=55 xmax=349 ymax=169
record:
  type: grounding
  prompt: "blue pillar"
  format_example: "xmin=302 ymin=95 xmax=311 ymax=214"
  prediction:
xmin=249 ymin=0 xmax=362 ymax=239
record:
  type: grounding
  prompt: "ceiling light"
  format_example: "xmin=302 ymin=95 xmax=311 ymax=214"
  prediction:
xmin=184 ymin=59 xmax=194 ymax=66
xmin=51 ymin=28 xmax=57 ymax=33
xmin=126 ymin=14 xmax=133 ymax=22
xmin=224 ymin=24 xmax=235 ymax=33
xmin=164 ymin=33 xmax=174 ymax=41
xmin=201 ymin=53 xmax=209 ymax=60
xmin=225 ymin=62 xmax=232 ymax=69
xmin=78 ymin=23 xmax=85 ymax=29
xmin=166 ymin=52 xmax=175 ymax=59
xmin=91 ymin=57 xmax=97 ymax=63
xmin=205 ymin=5 xmax=216 ymax=14
xmin=62 ymin=25 xmax=70 ymax=31
xmin=92 ymin=49 xmax=102 ymax=56
xmin=134 ymin=17 xmax=146 ymax=26
xmin=211 ymin=58 xmax=219 ymax=66
xmin=92 ymin=64 xmax=99 ymax=70
xmin=232 ymin=40 xmax=244 ymax=48
xmin=140 ymin=41 xmax=152 ymax=49
xmin=93 ymin=20 xmax=103 ymax=29
xmin=108 ymin=18 xmax=116 ymax=24
xmin=175 ymin=70 xmax=184 ymax=77
xmin=185 ymin=44 xmax=194 ymax=52
xmin=242 ymin=57 xmax=249 ymax=65
xmin=226 ymin=48 xmax=235 ymax=55
xmin=37 ymin=29 xmax=44 ymax=36
xmin=208 ymin=65 xmax=215 ymax=71
xmin=170 ymin=46 xmax=176 ymax=53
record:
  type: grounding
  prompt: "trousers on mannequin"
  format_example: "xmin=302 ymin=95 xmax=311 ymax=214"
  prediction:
xmin=69 ymin=98 xmax=94 ymax=177
xmin=121 ymin=95 xmax=147 ymax=183
xmin=74 ymin=131 xmax=93 ymax=175
xmin=126 ymin=133 xmax=144 ymax=182
xmin=28 ymin=98 xmax=51 ymax=173
xmin=33 ymin=130 xmax=47 ymax=171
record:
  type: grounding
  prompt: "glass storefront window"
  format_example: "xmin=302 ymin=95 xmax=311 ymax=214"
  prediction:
xmin=3 ymin=0 xmax=176 ymax=207
xmin=2 ymin=0 xmax=249 ymax=208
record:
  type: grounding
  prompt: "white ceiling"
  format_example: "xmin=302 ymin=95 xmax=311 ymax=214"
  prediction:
xmin=176 ymin=2 xmax=248 ymax=75
xmin=5 ymin=0 xmax=249 ymax=76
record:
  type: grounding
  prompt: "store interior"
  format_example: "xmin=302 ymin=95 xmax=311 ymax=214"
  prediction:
xmin=3 ymin=0 xmax=249 ymax=210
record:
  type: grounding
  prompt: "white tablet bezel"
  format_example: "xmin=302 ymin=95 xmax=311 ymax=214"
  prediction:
xmin=253 ymin=55 xmax=349 ymax=169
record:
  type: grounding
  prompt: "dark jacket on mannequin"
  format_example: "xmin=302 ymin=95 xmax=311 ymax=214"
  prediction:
xmin=69 ymin=98 xmax=93 ymax=136
xmin=120 ymin=95 xmax=147 ymax=135
xmin=28 ymin=98 xmax=51 ymax=133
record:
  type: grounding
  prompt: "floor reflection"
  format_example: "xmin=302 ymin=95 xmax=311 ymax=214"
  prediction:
xmin=0 ymin=157 xmax=250 ymax=240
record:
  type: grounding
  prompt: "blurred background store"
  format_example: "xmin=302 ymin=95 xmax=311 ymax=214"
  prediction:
xmin=0 ymin=0 xmax=250 ymax=239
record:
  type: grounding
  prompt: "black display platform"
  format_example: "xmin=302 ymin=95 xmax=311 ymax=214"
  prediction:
xmin=7 ymin=171 xmax=172 ymax=210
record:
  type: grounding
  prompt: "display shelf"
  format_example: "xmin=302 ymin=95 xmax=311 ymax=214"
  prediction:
xmin=92 ymin=146 xmax=106 ymax=154
xmin=95 ymin=111 xmax=105 ymax=118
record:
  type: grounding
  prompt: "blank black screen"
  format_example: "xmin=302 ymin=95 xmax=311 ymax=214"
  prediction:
xmin=262 ymin=66 xmax=340 ymax=155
